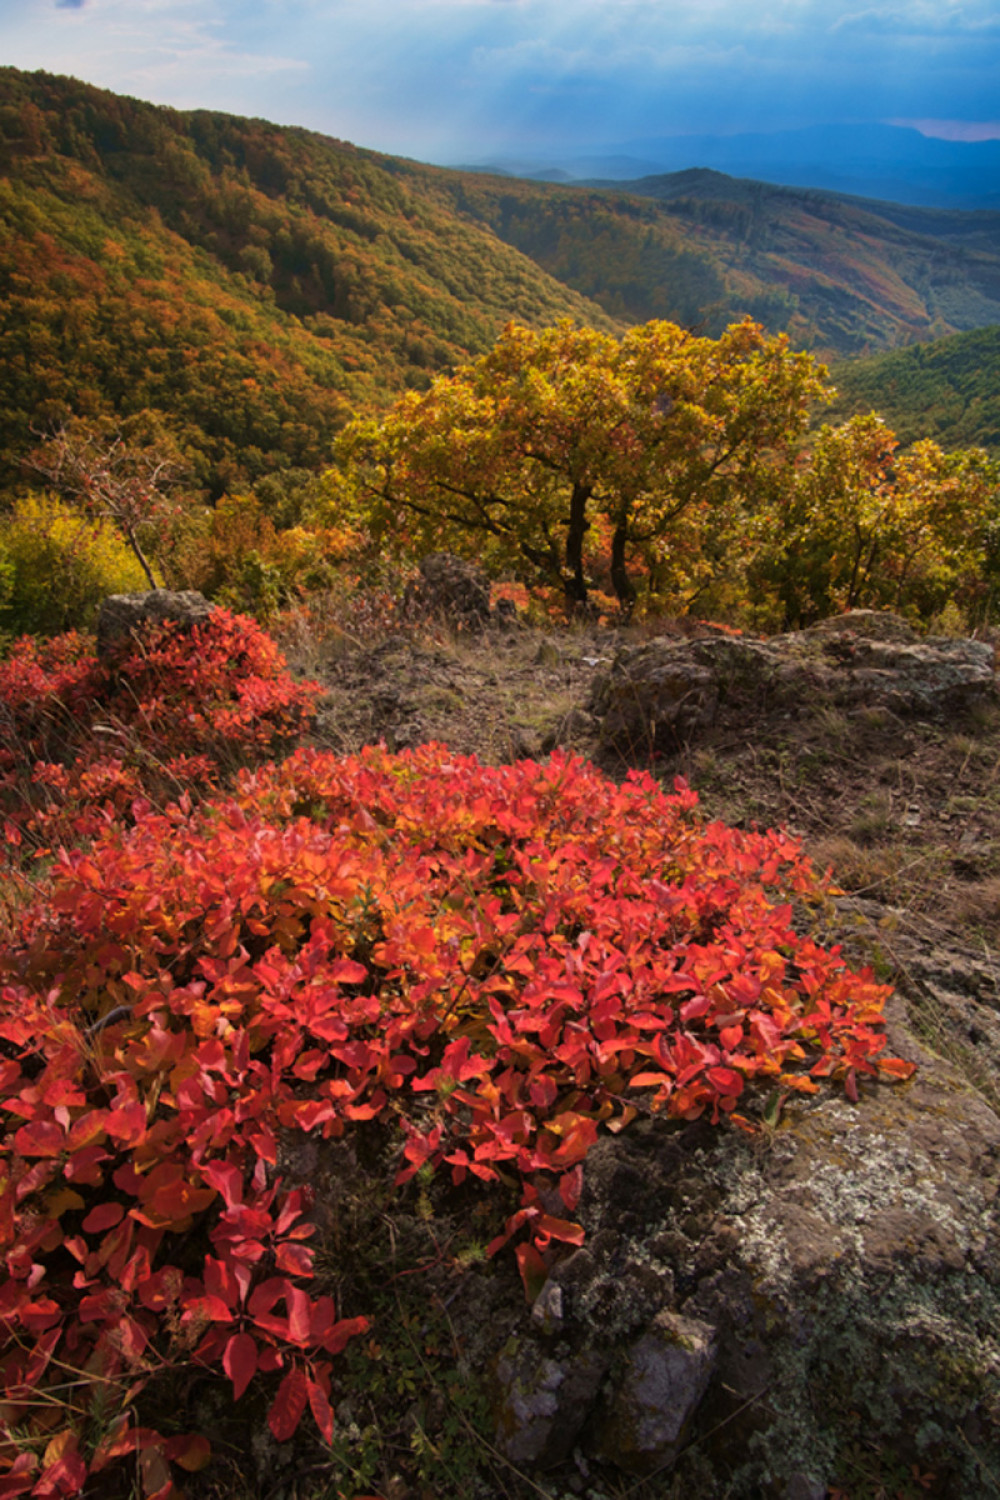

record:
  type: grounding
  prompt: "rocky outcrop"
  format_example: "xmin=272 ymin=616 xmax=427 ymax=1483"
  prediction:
xmin=590 ymin=1310 xmax=718 ymax=1474
xmin=591 ymin=610 xmax=997 ymax=755
xmin=96 ymin=589 xmax=214 ymax=661
xmin=482 ymin=992 xmax=1000 ymax=1496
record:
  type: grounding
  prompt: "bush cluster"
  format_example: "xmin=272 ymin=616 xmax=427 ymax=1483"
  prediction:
xmin=0 ymin=633 xmax=914 ymax=1496
xmin=0 ymin=496 xmax=149 ymax=639
xmin=0 ymin=609 xmax=321 ymax=853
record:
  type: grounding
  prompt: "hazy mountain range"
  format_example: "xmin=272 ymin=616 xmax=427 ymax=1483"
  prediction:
xmin=461 ymin=124 xmax=1000 ymax=212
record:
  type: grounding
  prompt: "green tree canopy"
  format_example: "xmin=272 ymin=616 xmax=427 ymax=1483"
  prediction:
xmin=328 ymin=317 xmax=829 ymax=614
xmin=756 ymin=414 xmax=1000 ymax=625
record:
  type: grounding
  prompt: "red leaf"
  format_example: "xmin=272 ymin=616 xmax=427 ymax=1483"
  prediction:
xmin=515 ymin=1243 xmax=548 ymax=1305
xmin=558 ymin=1165 xmax=583 ymax=1212
xmin=328 ymin=958 xmax=368 ymax=985
xmin=82 ymin=1202 xmax=125 ymax=1234
xmin=184 ymin=1294 xmax=233 ymax=1324
xmin=12 ymin=1120 xmax=64 ymax=1157
xmin=274 ymin=1187 xmax=308 ymax=1236
xmin=248 ymin=1277 xmax=288 ymax=1318
xmin=532 ymin=1213 xmax=585 ymax=1249
xmin=223 ymin=1332 xmax=258 ymax=1401
xmin=36 ymin=1450 xmax=87 ymax=1495
xmin=67 ymin=1110 xmax=109 ymax=1150
xmin=315 ymin=1312 xmax=369 ymax=1356
xmin=163 ymin=1433 xmax=211 ymax=1472
xmin=268 ymin=1364 xmax=309 ymax=1442
xmin=275 ymin=1242 xmax=314 ymax=1278
xmin=706 ymin=1066 xmax=744 ymax=1097
xmin=0 ymin=1454 xmax=37 ymax=1499
xmin=105 ymin=1103 xmax=147 ymax=1147
xmin=198 ymin=1160 xmax=243 ymax=1208
xmin=147 ymin=1179 xmax=216 ymax=1222
xmin=877 ymin=1057 xmax=916 ymax=1080
xmin=286 ymin=1284 xmax=312 ymax=1346
xmin=306 ymin=1377 xmax=335 ymax=1445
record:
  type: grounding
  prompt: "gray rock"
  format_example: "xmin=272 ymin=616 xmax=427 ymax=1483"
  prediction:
xmin=96 ymin=589 xmax=214 ymax=661
xmin=592 ymin=1310 xmax=718 ymax=1475
xmin=492 ymin=1339 xmax=608 ymax=1468
xmin=564 ymin=989 xmax=1000 ymax=1496
xmin=591 ymin=610 xmax=996 ymax=754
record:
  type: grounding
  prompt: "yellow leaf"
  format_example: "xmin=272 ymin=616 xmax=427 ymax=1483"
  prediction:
xmin=44 ymin=1186 xmax=86 ymax=1218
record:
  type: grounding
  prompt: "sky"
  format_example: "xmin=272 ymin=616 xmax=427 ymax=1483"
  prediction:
xmin=2 ymin=0 xmax=999 ymax=164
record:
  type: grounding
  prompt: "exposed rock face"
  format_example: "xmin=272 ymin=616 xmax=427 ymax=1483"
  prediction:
xmin=591 ymin=610 xmax=997 ymax=755
xmin=480 ymin=992 xmax=1000 ymax=1495
xmin=96 ymin=589 xmax=214 ymax=661
xmin=403 ymin=552 xmax=492 ymax=630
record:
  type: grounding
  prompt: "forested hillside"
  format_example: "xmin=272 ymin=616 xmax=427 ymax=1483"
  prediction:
xmin=0 ymin=69 xmax=613 ymax=493
xmin=830 ymin=324 xmax=1000 ymax=454
xmin=570 ymin=170 xmax=1000 ymax=354
xmin=4 ymin=68 xmax=1000 ymax=496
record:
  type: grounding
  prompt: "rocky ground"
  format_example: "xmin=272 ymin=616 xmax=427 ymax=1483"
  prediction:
xmin=259 ymin=585 xmax=1000 ymax=1500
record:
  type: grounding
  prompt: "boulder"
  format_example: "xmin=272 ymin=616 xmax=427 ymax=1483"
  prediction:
xmin=591 ymin=1310 xmax=718 ymax=1474
xmin=96 ymin=589 xmax=214 ymax=662
xmin=492 ymin=1339 xmax=608 ymax=1468
xmin=591 ymin=610 xmax=997 ymax=755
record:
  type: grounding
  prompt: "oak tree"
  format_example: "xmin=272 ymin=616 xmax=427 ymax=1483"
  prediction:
xmin=757 ymin=414 xmax=1000 ymax=625
xmin=329 ymin=318 xmax=829 ymax=614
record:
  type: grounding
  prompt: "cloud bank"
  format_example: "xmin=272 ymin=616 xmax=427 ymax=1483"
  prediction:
xmin=0 ymin=0 xmax=995 ymax=159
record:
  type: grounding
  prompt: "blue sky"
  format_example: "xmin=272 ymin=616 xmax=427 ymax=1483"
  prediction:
xmin=2 ymin=0 xmax=999 ymax=162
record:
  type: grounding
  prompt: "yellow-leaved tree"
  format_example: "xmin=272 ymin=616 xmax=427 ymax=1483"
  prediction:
xmin=754 ymin=414 xmax=1000 ymax=626
xmin=325 ymin=318 xmax=830 ymax=615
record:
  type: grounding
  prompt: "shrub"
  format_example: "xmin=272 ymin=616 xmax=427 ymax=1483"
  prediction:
xmin=0 ymin=745 xmax=913 ymax=1497
xmin=0 ymin=493 xmax=149 ymax=637
xmin=0 ymin=609 xmax=321 ymax=850
xmin=166 ymin=493 xmax=358 ymax=620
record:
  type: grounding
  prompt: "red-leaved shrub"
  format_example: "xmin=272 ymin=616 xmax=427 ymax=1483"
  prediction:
xmin=0 ymin=744 xmax=913 ymax=1497
xmin=0 ymin=610 xmax=321 ymax=852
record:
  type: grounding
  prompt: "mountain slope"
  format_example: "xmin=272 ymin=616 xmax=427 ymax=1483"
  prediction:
xmin=829 ymin=325 xmax=1000 ymax=454
xmin=4 ymin=68 xmax=1000 ymax=496
xmin=560 ymin=169 xmax=1000 ymax=355
xmin=0 ymin=69 xmax=614 ymax=491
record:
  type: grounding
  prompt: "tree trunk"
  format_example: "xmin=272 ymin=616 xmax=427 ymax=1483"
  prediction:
xmin=564 ymin=481 xmax=592 ymax=611
xmin=610 ymin=511 xmax=637 ymax=618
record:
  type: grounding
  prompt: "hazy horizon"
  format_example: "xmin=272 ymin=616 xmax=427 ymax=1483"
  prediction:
xmin=1 ymin=0 xmax=998 ymax=167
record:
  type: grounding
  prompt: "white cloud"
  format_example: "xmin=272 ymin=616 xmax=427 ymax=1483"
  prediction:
xmin=3 ymin=0 xmax=308 ymax=111
xmin=893 ymin=116 xmax=1000 ymax=140
xmin=1 ymin=0 xmax=998 ymax=160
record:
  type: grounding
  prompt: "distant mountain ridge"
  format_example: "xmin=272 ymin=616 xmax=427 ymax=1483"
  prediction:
xmin=427 ymin=165 xmax=1000 ymax=356
xmin=460 ymin=123 xmax=1000 ymax=211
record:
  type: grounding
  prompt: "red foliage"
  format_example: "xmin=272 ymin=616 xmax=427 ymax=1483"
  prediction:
xmin=0 ymin=743 xmax=915 ymax=1495
xmin=0 ymin=610 xmax=321 ymax=850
